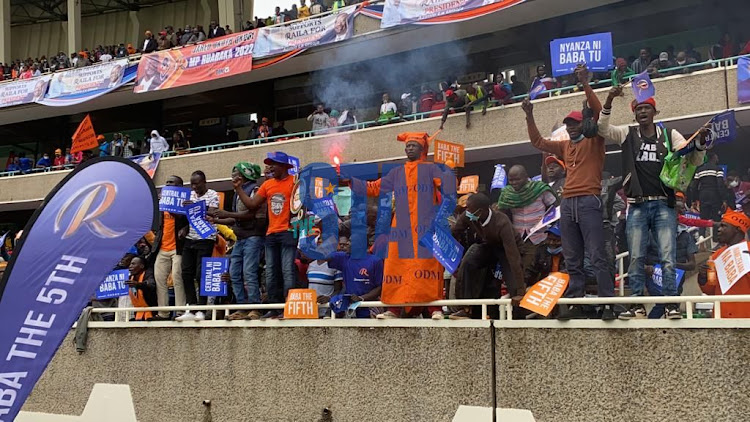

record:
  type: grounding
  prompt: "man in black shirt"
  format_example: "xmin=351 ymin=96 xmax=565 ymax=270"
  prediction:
xmin=691 ymin=153 xmax=725 ymax=224
xmin=598 ymin=87 xmax=707 ymax=320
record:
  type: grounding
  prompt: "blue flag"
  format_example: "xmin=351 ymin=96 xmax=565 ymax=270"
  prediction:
xmin=631 ymin=71 xmax=655 ymax=104
xmin=0 ymin=157 xmax=157 ymax=421
xmin=95 ymin=269 xmax=130 ymax=299
xmin=200 ymin=257 xmax=228 ymax=296
xmin=491 ymin=165 xmax=507 ymax=190
xmin=420 ymin=223 xmax=463 ymax=274
xmin=158 ymin=186 xmax=191 ymax=214
xmin=187 ymin=201 xmax=216 ymax=239
xmin=708 ymin=110 xmax=737 ymax=147
xmin=648 ymin=264 xmax=686 ymax=294
xmin=528 ymin=78 xmax=546 ymax=100
xmin=677 ymin=110 xmax=737 ymax=156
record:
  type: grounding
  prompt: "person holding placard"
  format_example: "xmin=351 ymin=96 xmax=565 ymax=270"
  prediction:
xmin=598 ymin=85 xmax=708 ymax=320
xmin=152 ymin=175 xmax=189 ymax=321
xmin=125 ymin=256 xmax=157 ymax=321
xmin=699 ymin=210 xmax=750 ymax=318
xmin=523 ymin=65 xmax=615 ymax=320
xmin=176 ymin=171 xmax=220 ymax=322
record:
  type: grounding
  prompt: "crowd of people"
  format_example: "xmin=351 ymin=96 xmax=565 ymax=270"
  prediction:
xmin=23 ymin=66 xmax=738 ymax=323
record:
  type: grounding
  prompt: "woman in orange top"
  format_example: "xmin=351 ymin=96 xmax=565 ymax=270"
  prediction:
xmin=127 ymin=256 xmax=157 ymax=321
xmin=358 ymin=132 xmax=449 ymax=319
xmin=699 ymin=209 xmax=750 ymax=318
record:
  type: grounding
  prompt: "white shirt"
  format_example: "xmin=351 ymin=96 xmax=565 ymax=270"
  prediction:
xmin=380 ymin=102 xmax=397 ymax=115
xmin=100 ymin=54 xmax=112 ymax=62
xmin=148 ymin=136 xmax=170 ymax=154
xmin=187 ymin=189 xmax=220 ymax=240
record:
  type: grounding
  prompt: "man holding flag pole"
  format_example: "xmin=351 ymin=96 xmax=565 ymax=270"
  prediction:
xmin=598 ymin=76 xmax=709 ymax=320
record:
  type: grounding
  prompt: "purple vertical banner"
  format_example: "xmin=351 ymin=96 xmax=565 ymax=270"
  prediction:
xmin=0 ymin=157 xmax=157 ymax=421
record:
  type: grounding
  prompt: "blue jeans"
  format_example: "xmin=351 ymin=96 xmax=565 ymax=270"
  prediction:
xmin=230 ymin=236 xmax=264 ymax=304
xmin=265 ymin=231 xmax=297 ymax=303
xmin=627 ymin=200 xmax=677 ymax=297
xmin=560 ymin=195 xmax=614 ymax=298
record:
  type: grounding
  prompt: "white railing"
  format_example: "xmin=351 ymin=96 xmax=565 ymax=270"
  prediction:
xmin=614 ymin=226 xmax=714 ymax=296
xmin=97 ymin=293 xmax=742 ymax=324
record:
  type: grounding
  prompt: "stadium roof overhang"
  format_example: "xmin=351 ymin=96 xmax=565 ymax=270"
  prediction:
xmin=10 ymin=0 xmax=186 ymax=26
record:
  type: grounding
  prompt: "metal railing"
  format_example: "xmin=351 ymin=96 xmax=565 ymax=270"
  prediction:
xmin=96 ymin=293 xmax=743 ymax=324
xmin=2 ymin=54 xmax=747 ymax=179
xmin=614 ymin=225 xmax=714 ymax=296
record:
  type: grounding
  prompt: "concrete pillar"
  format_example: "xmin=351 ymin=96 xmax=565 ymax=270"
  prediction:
xmin=129 ymin=11 xmax=140 ymax=48
xmin=67 ymin=0 xmax=82 ymax=54
xmin=0 ymin=0 xmax=10 ymax=63
xmin=217 ymin=0 xmax=240 ymax=33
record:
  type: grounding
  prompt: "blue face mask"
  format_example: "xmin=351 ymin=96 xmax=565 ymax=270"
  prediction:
xmin=547 ymin=246 xmax=563 ymax=255
xmin=570 ymin=134 xmax=584 ymax=143
xmin=465 ymin=209 xmax=480 ymax=222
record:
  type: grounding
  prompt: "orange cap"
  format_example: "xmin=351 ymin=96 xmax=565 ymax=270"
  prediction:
xmin=722 ymin=209 xmax=750 ymax=233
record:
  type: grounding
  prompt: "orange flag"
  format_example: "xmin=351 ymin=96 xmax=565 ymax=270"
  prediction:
xmin=284 ymin=288 xmax=319 ymax=319
xmin=71 ymin=114 xmax=98 ymax=153
xmin=520 ymin=272 xmax=569 ymax=316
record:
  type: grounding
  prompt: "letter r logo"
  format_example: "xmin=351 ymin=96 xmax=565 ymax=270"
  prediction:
xmin=54 ymin=182 xmax=125 ymax=240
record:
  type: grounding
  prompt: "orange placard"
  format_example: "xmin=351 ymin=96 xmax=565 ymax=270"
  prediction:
xmin=71 ymin=114 xmax=98 ymax=153
xmin=217 ymin=191 xmax=225 ymax=210
xmin=434 ymin=139 xmax=465 ymax=167
xmin=284 ymin=288 xmax=318 ymax=319
xmin=457 ymin=175 xmax=479 ymax=194
xmin=520 ymin=272 xmax=569 ymax=316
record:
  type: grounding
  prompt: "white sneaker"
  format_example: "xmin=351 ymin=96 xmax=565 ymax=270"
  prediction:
xmin=175 ymin=311 xmax=196 ymax=322
xmin=194 ymin=311 xmax=206 ymax=321
xmin=431 ymin=311 xmax=444 ymax=320
xmin=376 ymin=311 xmax=398 ymax=320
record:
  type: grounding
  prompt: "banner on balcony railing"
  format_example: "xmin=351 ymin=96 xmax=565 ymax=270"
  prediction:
xmin=37 ymin=63 xmax=137 ymax=107
xmin=738 ymin=56 xmax=750 ymax=104
xmin=0 ymin=157 xmax=157 ymax=422
xmin=45 ymin=59 xmax=129 ymax=99
xmin=134 ymin=31 xmax=256 ymax=93
xmin=0 ymin=75 xmax=51 ymax=109
xmin=253 ymin=5 xmax=359 ymax=58
xmin=379 ymin=0 xmax=524 ymax=28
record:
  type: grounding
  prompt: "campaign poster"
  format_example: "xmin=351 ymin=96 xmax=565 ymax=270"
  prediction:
xmin=159 ymin=186 xmax=192 ymax=214
xmin=200 ymin=257 xmax=228 ymax=296
xmin=134 ymin=31 xmax=255 ymax=92
xmin=0 ymin=75 xmax=51 ymax=108
xmin=46 ymin=59 xmax=128 ymax=98
xmin=253 ymin=6 xmax=358 ymax=58
xmin=95 ymin=270 xmax=130 ymax=299
xmin=381 ymin=0 xmax=524 ymax=28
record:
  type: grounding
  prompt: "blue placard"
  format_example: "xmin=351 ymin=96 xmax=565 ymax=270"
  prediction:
xmin=491 ymin=165 xmax=507 ymax=190
xmin=709 ymin=110 xmax=737 ymax=147
xmin=187 ymin=201 xmax=216 ymax=239
xmin=550 ymin=32 xmax=613 ymax=77
xmin=420 ymin=223 xmax=463 ymax=274
xmin=200 ymin=257 xmax=228 ymax=296
xmin=158 ymin=186 xmax=191 ymax=214
xmin=649 ymin=264 xmax=686 ymax=293
xmin=287 ymin=155 xmax=300 ymax=176
xmin=739 ymin=57 xmax=750 ymax=104
xmin=528 ymin=78 xmax=546 ymax=100
xmin=95 ymin=269 xmax=130 ymax=299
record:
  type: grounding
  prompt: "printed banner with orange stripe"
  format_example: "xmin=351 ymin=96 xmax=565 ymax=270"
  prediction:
xmin=380 ymin=0 xmax=525 ymax=28
xmin=134 ymin=31 xmax=256 ymax=93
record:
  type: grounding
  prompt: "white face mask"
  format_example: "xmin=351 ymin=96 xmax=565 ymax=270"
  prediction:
xmin=730 ymin=180 xmax=739 ymax=188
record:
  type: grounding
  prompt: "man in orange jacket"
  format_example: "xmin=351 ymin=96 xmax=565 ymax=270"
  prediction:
xmin=358 ymin=132 xmax=452 ymax=319
xmin=700 ymin=209 xmax=750 ymax=318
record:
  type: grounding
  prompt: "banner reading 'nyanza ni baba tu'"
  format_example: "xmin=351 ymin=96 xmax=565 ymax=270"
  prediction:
xmin=134 ymin=30 xmax=256 ymax=93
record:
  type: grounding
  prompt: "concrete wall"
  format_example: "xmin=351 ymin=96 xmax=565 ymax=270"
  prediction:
xmin=0 ymin=66 xmax=737 ymax=204
xmin=22 ymin=324 xmax=750 ymax=421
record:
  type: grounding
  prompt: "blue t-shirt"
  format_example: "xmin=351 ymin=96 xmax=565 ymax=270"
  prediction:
xmin=18 ymin=157 xmax=32 ymax=172
xmin=328 ymin=252 xmax=383 ymax=317
xmin=36 ymin=157 xmax=51 ymax=168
